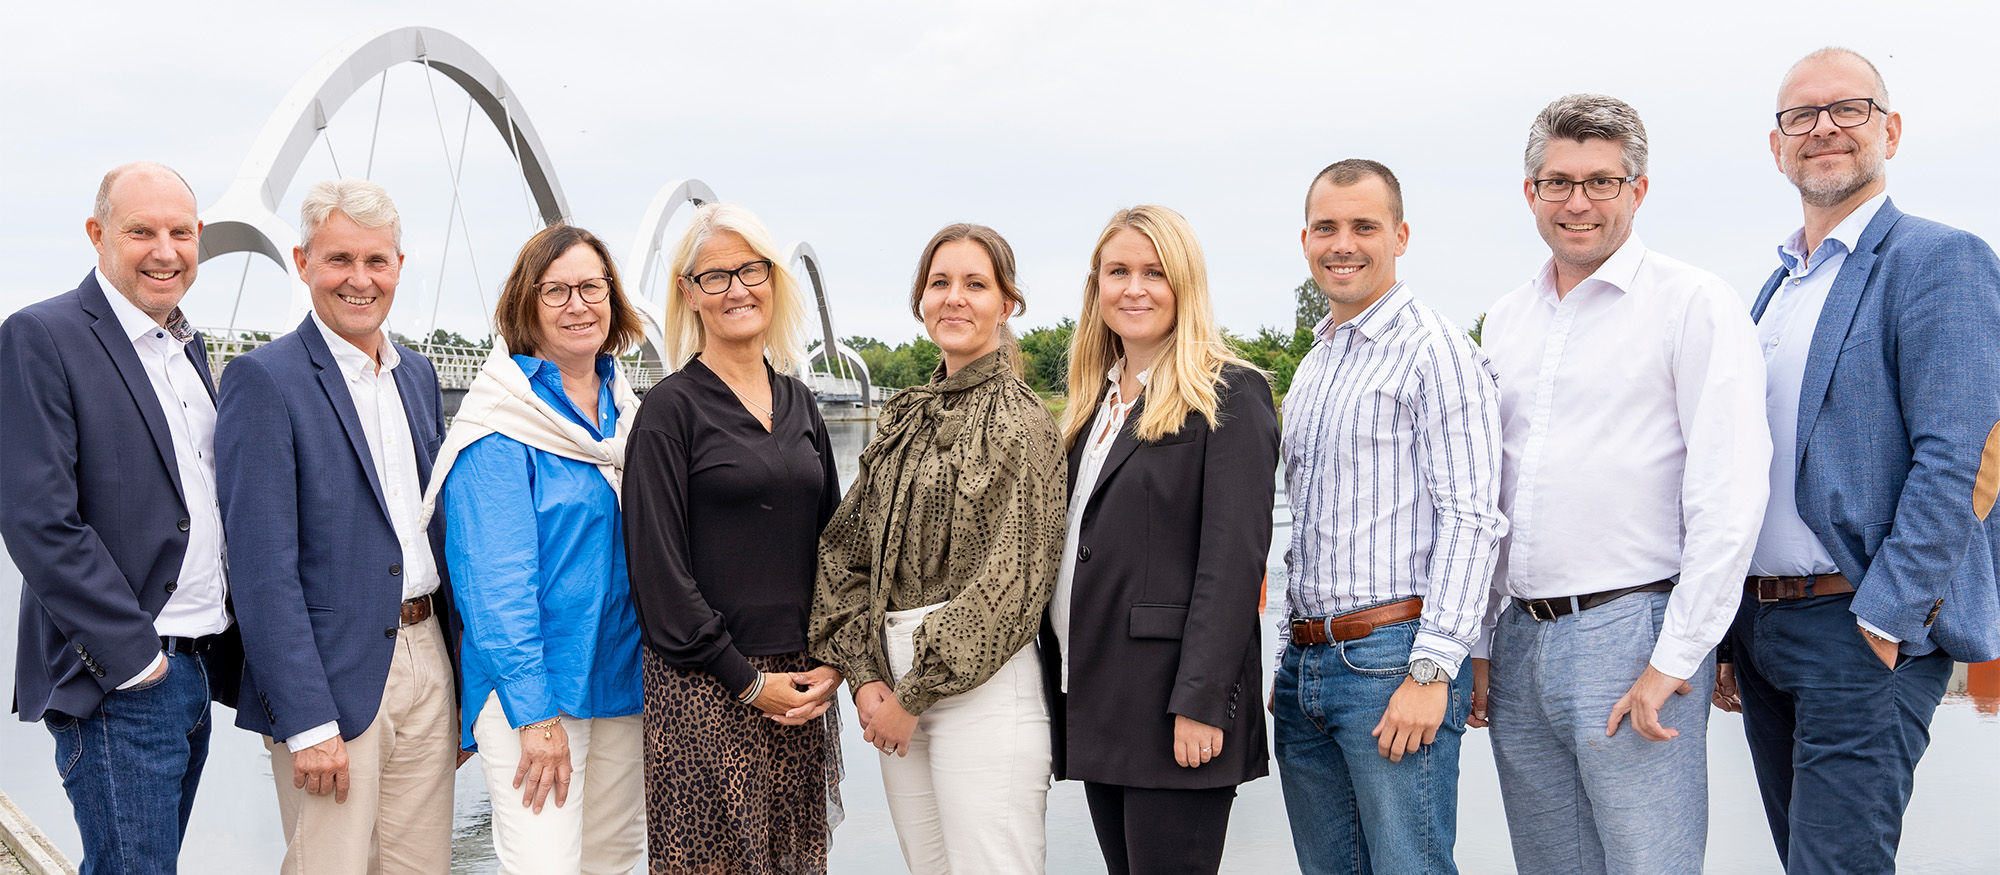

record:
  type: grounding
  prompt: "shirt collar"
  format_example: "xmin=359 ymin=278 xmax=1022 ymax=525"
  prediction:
xmin=1777 ymin=191 xmax=1888 ymax=273
xmin=97 ymin=268 xmax=196 ymax=345
xmin=1530 ymin=234 xmax=1648 ymax=304
xmin=310 ymin=308 xmax=399 ymax=377
xmin=1316 ymin=281 xmax=1411 ymax=344
xmin=1105 ymin=357 xmax=1151 ymax=390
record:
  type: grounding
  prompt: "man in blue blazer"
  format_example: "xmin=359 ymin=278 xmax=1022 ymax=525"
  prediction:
xmin=1725 ymin=47 xmax=2000 ymax=874
xmin=215 ymin=178 xmax=459 ymax=874
xmin=1 ymin=162 xmax=242 ymax=874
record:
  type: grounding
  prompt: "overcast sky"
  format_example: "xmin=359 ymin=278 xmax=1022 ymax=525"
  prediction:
xmin=5 ymin=0 xmax=1996 ymax=351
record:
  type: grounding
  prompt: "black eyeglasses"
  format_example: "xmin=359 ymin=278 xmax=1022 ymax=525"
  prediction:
xmin=538 ymin=278 xmax=612 ymax=307
xmin=684 ymin=260 xmax=772 ymax=295
xmin=1776 ymin=98 xmax=1882 ymax=136
xmin=1531 ymin=176 xmax=1639 ymax=202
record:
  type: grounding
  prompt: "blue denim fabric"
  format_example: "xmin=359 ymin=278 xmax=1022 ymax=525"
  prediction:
xmin=1275 ymin=617 xmax=1470 ymax=875
xmin=1487 ymin=591 xmax=1712 ymax=875
xmin=44 ymin=649 xmax=214 ymax=875
xmin=1727 ymin=590 xmax=1953 ymax=874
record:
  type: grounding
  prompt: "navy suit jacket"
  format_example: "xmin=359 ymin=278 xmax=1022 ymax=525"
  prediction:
xmin=216 ymin=315 xmax=455 ymax=741
xmin=1751 ymin=198 xmax=2000 ymax=662
xmin=1 ymin=271 xmax=242 ymax=723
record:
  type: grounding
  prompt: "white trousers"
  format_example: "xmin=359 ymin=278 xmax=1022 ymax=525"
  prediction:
xmin=880 ymin=602 xmax=1051 ymax=875
xmin=472 ymin=694 xmax=645 ymax=875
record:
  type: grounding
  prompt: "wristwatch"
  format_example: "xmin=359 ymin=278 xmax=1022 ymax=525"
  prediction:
xmin=1409 ymin=658 xmax=1441 ymax=686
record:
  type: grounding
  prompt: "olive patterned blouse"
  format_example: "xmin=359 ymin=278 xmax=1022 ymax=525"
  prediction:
xmin=809 ymin=349 xmax=1066 ymax=716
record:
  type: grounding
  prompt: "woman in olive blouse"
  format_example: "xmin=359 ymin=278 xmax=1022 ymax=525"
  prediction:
xmin=809 ymin=223 xmax=1066 ymax=875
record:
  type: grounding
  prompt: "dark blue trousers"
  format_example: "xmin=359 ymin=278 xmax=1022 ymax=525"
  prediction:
xmin=1727 ymin=591 xmax=1952 ymax=874
xmin=44 ymin=649 xmax=216 ymax=875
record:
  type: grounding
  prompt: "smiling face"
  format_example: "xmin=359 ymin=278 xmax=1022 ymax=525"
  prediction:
xmin=1772 ymin=54 xmax=1899 ymax=209
xmin=534 ymin=242 xmax=613 ymax=372
xmin=679 ymin=230 xmax=772 ymax=351
xmin=1095 ymin=228 xmax=1177 ymax=362
xmin=1527 ymin=137 xmax=1647 ymax=291
xmin=86 ymin=168 xmax=202 ymax=322
xmin=921 ymin=238 xmax=1009 ymax=371
xmin=1301 ymin=176 xmax=1409 ymax=323
xmin=296 ymin=210 xmax=403 ymax=360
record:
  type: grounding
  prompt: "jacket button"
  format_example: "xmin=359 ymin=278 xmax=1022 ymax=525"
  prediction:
xmin=389 ymin=564 xmax=401 ymax=576
xmin=1078 ymin=546 xmax=1091 ymax=562
xmin=93 ymin=668 xmax=106 ymax=678
xmin=164 ymin=581 xmax=178 ymax=593
xmin=177 ymin=518 xmax=190 ymax=532
xmin=385 ymin=627 xmax=397 ymax=638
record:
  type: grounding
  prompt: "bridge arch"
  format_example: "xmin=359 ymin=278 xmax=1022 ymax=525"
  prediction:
xmin=622 ymin=178 xmax=718 ymax=371
xmin=790 ymin=242 xmax=872 ymax=410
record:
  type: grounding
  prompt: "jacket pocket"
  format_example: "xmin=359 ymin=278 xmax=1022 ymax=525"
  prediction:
xmin=1129 ymin=603 xmax=1189 ymax=640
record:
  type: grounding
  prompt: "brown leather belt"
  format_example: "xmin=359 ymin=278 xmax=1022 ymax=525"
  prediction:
xmin=1514 ymin=580 xmax=1675 ymax=622
xmin=400 ymin=593 xmax=434 ymax=626
xmin=1746 ymin=573 xmax=1854 ymax=602
xmin=1290 ymin=597 xmax=1423 ymax=646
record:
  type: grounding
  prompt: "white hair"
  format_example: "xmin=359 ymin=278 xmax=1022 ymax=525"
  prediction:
xmin=661 ymin=203 xmax=811 ymax=374
xmin=298 ymin=178 xmax=402 ymax=252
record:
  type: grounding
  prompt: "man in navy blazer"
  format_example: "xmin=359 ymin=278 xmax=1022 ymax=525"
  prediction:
xmin=1725 ymin=47 xmax=2000 ymax=874
xmin=1 ymin=162 xmax=243 ymax=874
xmin=215 ymin=178 xmax=459 ymax=874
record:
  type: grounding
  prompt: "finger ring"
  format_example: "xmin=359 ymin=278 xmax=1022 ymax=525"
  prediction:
xmin=1200 ymin=746 xmax=1213 ymax=753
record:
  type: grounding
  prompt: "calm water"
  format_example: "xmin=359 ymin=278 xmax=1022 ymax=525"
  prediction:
xmin=3 ymin=418 xmax=1997 ymax=873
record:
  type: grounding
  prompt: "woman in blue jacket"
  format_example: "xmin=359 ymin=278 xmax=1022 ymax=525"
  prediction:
xmin=426 ymin=224 xmax=648 ymax=875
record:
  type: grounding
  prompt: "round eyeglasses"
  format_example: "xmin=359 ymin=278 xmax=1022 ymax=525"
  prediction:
xmin=1776 ymin=98 xmax=1882 ymax=136
xmin=538 ymin=278 xmax=612 ymax=307
xmin=1531 ymin=175 xmax=1639 ymax=202
xmin=684 ymin=260 xmax=772 ymax=295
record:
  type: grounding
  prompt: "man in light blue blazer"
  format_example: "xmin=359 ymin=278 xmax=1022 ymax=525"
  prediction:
xmin=216 ymin=178 xmax=459 ymax=874
xmin=1724 ymin=47 xmax=2000 ymax=874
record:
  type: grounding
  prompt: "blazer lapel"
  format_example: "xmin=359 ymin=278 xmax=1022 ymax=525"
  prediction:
xmin=185 ymin=332 xmax=217 ymax=403
xmin=389 ymin=348 xmax=435 ymax=489
xmin=1086 ymin=397 xmax=1145 ymax=507
xmin=1750 ymin=268 xmax=1785 ymax=321
xmin=1794 ymin=199 xmax=1901 ymax=465
xmin=302 ymin=317 xmax=392 ymax=522
xmin=80 ymin=275 xmax=187 ymax=506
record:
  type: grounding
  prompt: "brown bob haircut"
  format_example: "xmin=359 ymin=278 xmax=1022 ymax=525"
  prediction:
xmin=494 ymin=224 xmax=645 ymax=358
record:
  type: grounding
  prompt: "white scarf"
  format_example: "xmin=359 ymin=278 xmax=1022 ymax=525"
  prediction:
xmin=418 ymin=337 xmax=643 ymax=529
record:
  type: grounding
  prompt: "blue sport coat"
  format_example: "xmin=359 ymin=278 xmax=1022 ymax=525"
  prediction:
xmin=215 ymin=315 xmax=455 ymax=742
xmin=1 ymin=272 xmax=242 ymax=722
xmin=1751 ymin=199 xmax=2000 ymax=662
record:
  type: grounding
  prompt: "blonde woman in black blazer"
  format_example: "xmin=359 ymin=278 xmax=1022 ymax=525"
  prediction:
xmin=1041 ymin=205 xmax=1279 ymax=875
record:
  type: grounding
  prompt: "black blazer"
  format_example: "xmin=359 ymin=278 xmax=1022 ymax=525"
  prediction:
xmin=1040 ymin=364 xmax=1278 ymax=789
xmin=1 ymin=272 xmax=242 ymax=723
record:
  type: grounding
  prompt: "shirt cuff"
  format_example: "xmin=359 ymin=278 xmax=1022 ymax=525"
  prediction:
xmin=285 ymin=721 xmax=341 ymax=753
xmin=1410 ymin=630 xmax=1469 ymax=680
xmin=115 ymin=652 xmax=168 ymax=690
xmin=1856 ymin=618 xmax=1902 ymax=644
xmin=707 ymin=646 xmax=760 ymax=700
xmin=1647 ymin=630 xmax=1711 ymax=681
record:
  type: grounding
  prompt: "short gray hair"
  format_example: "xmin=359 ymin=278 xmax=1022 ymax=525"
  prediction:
xmin=94 ymin=161 xmax=196 ymax=224
xmin=1524 ymin=94 xmax=1649 ymax=179
xmin=1780 ymin=47 xmax=1891 ymax=110
xmin=299 ymin=178 xmax=402 ymax=253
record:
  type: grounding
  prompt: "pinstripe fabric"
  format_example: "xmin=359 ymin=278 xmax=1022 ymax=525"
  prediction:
xmin=1279 ymin=282 xmax=1507 ymax=677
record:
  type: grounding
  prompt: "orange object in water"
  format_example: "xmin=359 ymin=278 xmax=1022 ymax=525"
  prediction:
xmin=1258 ymin=574 xmax=1269 ymax=614
xmin=1969 ymin=660 xmax=2000 ymax=700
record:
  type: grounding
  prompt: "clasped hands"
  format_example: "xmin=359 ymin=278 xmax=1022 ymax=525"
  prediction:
xmin=855 ymin=681 xmax=917 ymax=756
xmin=746 ymin=665 xmax=843 ymax=726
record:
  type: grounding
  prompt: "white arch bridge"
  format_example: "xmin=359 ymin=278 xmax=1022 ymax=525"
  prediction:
xmin=192 ymin=26 xmax=887 ymax=413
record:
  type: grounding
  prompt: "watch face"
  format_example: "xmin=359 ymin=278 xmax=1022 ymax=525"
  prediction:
xmin=1410 ymin=659 xmax=1439 ymax=684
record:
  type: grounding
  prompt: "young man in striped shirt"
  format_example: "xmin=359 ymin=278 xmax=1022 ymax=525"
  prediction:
xmin=1273 ymin=159 xmax=1507 ymax=874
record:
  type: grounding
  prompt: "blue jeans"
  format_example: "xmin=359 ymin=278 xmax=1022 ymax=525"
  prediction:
xmin=44 ymin=649 xmax=215 ymax=875
xmin=1275 ymin=616 xmax=1470 ymax=875
xmin=1487 ymin=591 xmax=1712 ymax=875
xmin=1726 ymin=590 xmax=1952 ymax=874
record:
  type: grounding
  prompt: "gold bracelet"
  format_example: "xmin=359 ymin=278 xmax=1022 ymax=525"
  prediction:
xmin=521 ymin=717 xmax=560 ymax=739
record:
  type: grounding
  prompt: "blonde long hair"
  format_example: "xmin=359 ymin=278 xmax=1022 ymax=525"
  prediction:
xmin=1061 ymin=205 xmax=1254 ymax=450
xmin=660 ymin=203 xmax=810 ymax=374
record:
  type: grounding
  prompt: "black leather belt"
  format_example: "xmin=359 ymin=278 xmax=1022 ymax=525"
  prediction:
xmin=160 ymin=634 xmax=224 ymax=654
xmin=1513 ymin=580 xmax=1675 ymax=622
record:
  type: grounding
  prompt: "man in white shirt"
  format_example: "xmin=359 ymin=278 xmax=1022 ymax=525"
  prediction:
xmin=2 ymin=161 xmax=242 ymax=875
xmin=1473 ymin=94 xmax=1771 ymax=875
xmin=216 ymin=178 xmax=458 ymax=874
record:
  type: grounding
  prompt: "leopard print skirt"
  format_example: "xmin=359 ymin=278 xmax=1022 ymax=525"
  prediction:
xmin=642 ymin=649 xmax=844 ymax=875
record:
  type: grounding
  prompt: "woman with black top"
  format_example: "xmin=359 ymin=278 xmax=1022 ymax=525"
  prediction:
xmin=621 ymin=203 xmax=844 ymax=873
xmin=1045 ymin=205 xmax=1278 ymax=874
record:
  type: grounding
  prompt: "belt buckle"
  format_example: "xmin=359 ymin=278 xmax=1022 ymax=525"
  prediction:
xmin=1753 ymin=577 xmax=1783 ymax=604
xmin=1526 ymin=599 xmax=1558 ymax=622
xmin=1289 ymin=618 xmax=1314 ymax=644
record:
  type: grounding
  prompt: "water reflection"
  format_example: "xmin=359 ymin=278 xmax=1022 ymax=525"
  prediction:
xmin=2 ymin=418 xmax=1997 ymax=873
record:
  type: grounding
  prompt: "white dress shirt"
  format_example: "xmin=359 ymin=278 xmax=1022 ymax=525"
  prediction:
xmin=1052 ymin=359 xmax=1147 ymax=692
xmin=1480 ymin=236 xmax=1771 ymax=679
xmin=1279 ymin=282 xmax=1507 ymax=678
xmin=100 ymin=270 xmax=231 ymax=688
xmin=289 ymin=312 xmax=440 ymax=751
xmin=1751 ymin=193 xmax=1897 ymax=642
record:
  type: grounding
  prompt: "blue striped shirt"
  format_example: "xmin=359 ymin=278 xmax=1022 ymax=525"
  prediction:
xmin=1280 ymin=282 xmax=1507 ymax=676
